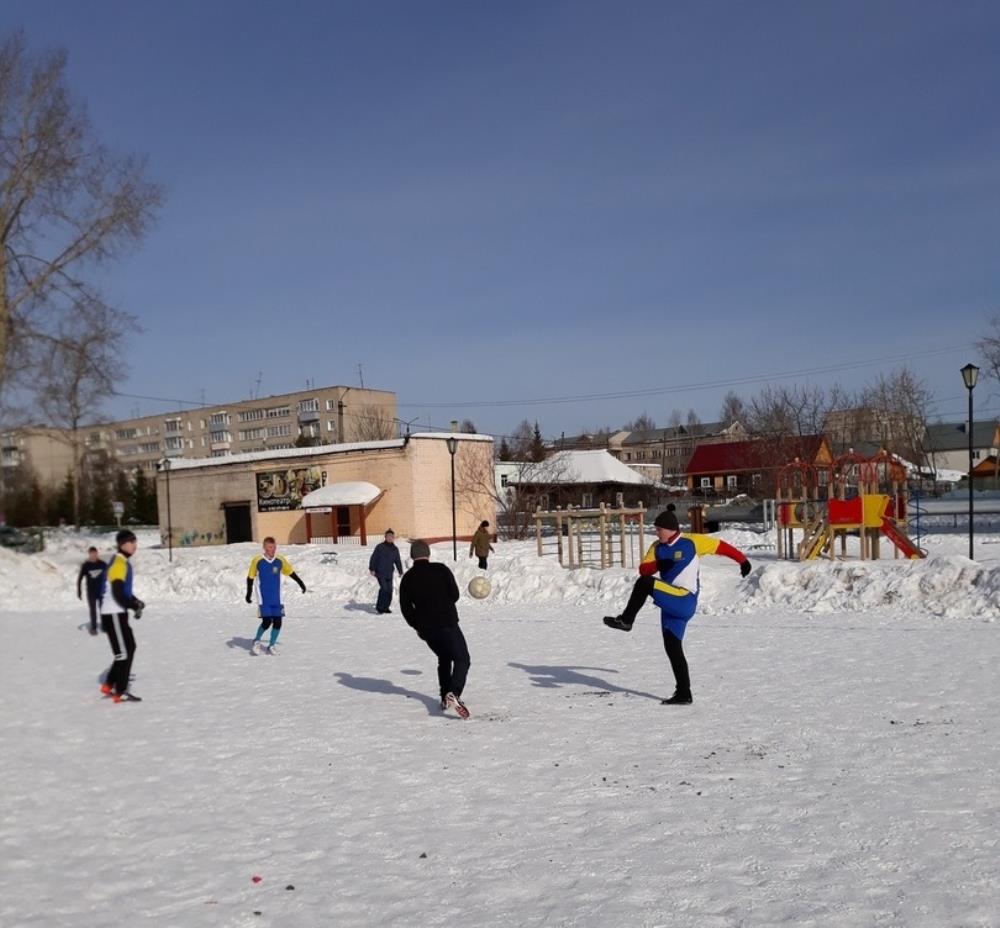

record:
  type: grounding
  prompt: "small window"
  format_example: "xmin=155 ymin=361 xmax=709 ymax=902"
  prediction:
xmin=700 ymin=477 xmax=711 ymax=488
xmin=581 ymin=493 xmax=593 ymax=508
xmin=726 ymin=475 xmax=738 ymax=488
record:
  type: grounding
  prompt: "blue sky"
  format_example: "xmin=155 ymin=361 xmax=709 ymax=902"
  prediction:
xmin=4 ymin=1 xmax=998 ymax=437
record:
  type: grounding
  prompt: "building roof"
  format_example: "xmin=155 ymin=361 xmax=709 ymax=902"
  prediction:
xmin=301 ymin=481 xmax=382 ymax=508
xmin=924 ymin=421 xmax=998 ymax=452
xmin=509 ymin=450 xmax=657 ymax=486
xmin=161 ymin=433 xmax=493 ymax=472
xmin=621 ymin=421 xmax=726 ymax=446
xmin=687 ymin=435 xmax=828 ymax=474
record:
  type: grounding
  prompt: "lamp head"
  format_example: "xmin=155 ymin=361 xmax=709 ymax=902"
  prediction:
xmin=445 ymin=436 xmax=458 ymax=455
xmin=961 ymin=363 xmax=979 ymax=391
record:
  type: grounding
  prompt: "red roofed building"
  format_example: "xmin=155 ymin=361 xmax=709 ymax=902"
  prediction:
xmin=686 ymin=435 xmax=833 ymax=498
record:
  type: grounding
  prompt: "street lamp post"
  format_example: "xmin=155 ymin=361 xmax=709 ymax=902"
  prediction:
xmin=446 ymin=436 xmax=458 ymax=561
xmin=961 ymin=363 xmax=979 ymax=560
xmin=160 ymin=457 xmax=173 ymax=563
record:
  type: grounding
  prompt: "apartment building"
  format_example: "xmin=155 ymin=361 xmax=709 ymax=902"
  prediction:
xmin=3 ymin=385 xmax=398 ymax=486
xmin=608 ymin=421 xmax=747 ymax=480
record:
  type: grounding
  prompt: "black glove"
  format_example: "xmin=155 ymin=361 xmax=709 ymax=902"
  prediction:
xmin=245 ymin=593 xmax=253 ymax=604
xmin=297 ymin=580 xmax=307 ymax=594
xmin=132 ymin=598 xmax=145 ymax=619
xmin=655 ymin=558 xmax=672 ymax=573
xmin=740 ymin=560 xmax=752 ymax=577
xmin=78 ymin=591 xmax=82 ymax=601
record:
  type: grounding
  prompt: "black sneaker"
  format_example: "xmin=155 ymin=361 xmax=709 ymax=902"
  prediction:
xmin=113 ymin=691 xmax=143 ymax=703
xmin=603 ymin=615 xmax=633 ymax=632
xmin=661 ymin=691 xmax=693 ymax=705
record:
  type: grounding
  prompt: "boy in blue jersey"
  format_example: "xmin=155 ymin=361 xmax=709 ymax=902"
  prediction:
xmin=603 ymin=509 xmax=751 ymax=705
xmin=98 ymin=530 xmax=146 ymax=703
xmin=246 ymin=537 xmax=306 ymax=654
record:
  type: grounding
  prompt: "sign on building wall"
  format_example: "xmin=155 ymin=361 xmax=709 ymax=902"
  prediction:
xmin=256 ymin=467 xmax=325 ymax=512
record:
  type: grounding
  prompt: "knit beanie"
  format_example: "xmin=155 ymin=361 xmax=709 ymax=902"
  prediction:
xmin=653 ymin=510 xmax=679 ymax=531
xmin=410 ymin=539 xmax=431 ymax=560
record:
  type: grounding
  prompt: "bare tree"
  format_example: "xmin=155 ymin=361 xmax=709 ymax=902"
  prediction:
xmin=745 ymin=384 xmax=831 ymax=440
xmin=0 ymin=32 xmax=162 ymax=394
xmin=509 ymin=419 xmax=534 ymax=459
xmin=623 ymin=412 xmax=656 ymax=433
xmin=352 ymin=404 xmax=398 ymax=441
xmin=718 ymin=390 xmax=745 ymax=427
xmin=35 ymin=302 xmax=128 ymax=526
xmin=458 ymin=418 xmax=477 ymax=434
xmin=857 ymin=367 xmax=931 ymax=467
xmin=976 ymin=312 xmax=1000 ymax=383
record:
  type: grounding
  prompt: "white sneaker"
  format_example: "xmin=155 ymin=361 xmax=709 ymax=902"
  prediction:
xmin=251 ymin=640 xmax=263 ymax=655
xmin=444 ymin=692 xmax=470 ymax=719
xmin=266 ymin=643 xmax=280 ymax=655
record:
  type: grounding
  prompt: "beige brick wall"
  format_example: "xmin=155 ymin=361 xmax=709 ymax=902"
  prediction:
xmin=155 ymin=435 xmax=496 ymax=547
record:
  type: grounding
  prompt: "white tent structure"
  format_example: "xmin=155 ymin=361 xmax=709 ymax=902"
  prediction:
xmin=300 ymin=481 xmax=384 ymax=544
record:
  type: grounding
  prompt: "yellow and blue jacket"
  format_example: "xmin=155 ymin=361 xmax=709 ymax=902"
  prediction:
xmin=639 ymin=534 xmax=746 ymax=638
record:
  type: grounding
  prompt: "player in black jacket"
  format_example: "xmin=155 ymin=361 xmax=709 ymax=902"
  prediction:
xmin=76 ymin=547 xmax=107 ymax=635
xmin=398 ymin=539 xmax=472 ymax=718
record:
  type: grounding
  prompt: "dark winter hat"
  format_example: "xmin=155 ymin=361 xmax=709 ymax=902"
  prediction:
xmin=653 ymin=510 xmax=679 ymax=532
xmin=116 ymin=529 xmax=137 ymax=546
xmin=410 ymin=539 xmax=431 ymax=560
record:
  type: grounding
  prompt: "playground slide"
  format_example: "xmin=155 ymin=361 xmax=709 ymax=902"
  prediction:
xmin=880 ymin=517 xmax=925 ymax=560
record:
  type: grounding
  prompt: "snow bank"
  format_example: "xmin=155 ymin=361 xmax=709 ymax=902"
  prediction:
xmin=4 ymin=526 xmax=997 ymax=621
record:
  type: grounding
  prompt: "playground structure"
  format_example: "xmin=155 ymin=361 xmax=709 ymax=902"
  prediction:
xmin=534 ymin=503 xmax=647 ymax=569
xmin=776 ymin=450 xmax=925 ymax=561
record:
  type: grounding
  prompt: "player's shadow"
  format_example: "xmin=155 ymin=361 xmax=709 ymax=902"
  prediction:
xmin=226 ymin=636 xmax=257 ymax=652
xmin=333 ymin=672 xmax=441 ymax=715
xmin=343 ymin=601 xmax=380 ymax=614
xmin=508 ymin=662 xmax=661 ymax=702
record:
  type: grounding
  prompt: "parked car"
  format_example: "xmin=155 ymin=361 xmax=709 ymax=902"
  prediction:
xmin=0 ymin=525 xmax=44 ymax=553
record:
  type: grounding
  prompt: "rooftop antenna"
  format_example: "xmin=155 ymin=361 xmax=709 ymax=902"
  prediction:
xmin=357 ymin=363 xmax=365 ymax=389
xmin=253 ymin=371 xmax=262 ymax=399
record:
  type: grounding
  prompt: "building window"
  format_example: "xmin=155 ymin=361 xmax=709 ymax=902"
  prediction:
xmin=298 ymin=398 xmax=319 ymax=413
xmin=326 ymin=420 xmax=338 ymax=433
xmin=326 ymin=399 xmax=341 ymax=411
xmin=239 ymin=428 xmax=264 ymax=441
xmin=116 ymin=428 xmax=138 ymax=440
xmin=238 ymin=409 xmax=264 ymax=422
xmin=500 ymin=474 xmax=509 ymax=488
xmin=164 ymin=436 xmax=183 ymax=451
xmin=726 ymin=475 xmax=738 ymax=488
xmin=210 ymin=430 xmax=231 ymax=443
xmin=211 ymin=449 xmax=230 ymax=458
xmin=209 ymin=412 xmax=230 ymax=427
xmin=700 ymin=477 xmax=711 ymax=488
xmin=139 ymin=442 xmax=160 ymax=454
xmin=582 ymin=492 xmax=593 ymax=508
xmin=164 ymin=419 xmax=181 ymax=434
xmin=266 ymin=406 xmax=290 ymax=419
xmin=267 ymin=424 xmax=292 ymax=438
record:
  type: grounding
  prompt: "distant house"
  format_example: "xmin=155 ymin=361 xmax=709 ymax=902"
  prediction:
xmin=924 ymin=421 xmax=999 ymax=478
xmin=609 ymin=421 xmax=747 ymax=481
xmin=503 ymin=450 xmax=662 ymax=510
xmin=686 ymin=435 xmax=833 ymax=498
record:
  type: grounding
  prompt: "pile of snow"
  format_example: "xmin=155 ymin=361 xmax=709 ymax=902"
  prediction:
xmin=6 ymin=524 xmax=998 ymax=620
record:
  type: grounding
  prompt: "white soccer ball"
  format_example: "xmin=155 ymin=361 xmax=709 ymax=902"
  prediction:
xmin=467 ymin=576 xmax=492 ymax=600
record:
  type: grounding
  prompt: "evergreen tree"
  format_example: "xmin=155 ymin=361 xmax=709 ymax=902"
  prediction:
xmin=529 ymin=423 xmax=546 ymax=462
xmin=113 ymin=469 xmax=132 ymax=522
xmin=131 ymin=466 xmax=158 ymax=524
xmin=497 ymin=437 xmax=512 ymax=461
xmin=46 ymin=472 xmax=75 ymax=525
xmin=88 ymin=470 xmax=115 ymax=525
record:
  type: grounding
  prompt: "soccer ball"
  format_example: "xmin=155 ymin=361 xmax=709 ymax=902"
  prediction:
xmin=467 ymin=576 xmax=492 ymax=600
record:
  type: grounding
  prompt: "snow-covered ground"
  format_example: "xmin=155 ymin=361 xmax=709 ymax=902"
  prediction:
xmin=2 ymin=525 xmax=998 ymax=927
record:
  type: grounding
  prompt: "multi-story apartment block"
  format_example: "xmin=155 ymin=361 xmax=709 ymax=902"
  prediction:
xmin=608 ymin=421 xmax=747 ymax=480
xmin=2 ymin=385 xmax=398 ymax=488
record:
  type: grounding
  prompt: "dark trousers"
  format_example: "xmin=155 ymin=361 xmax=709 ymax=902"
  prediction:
xmin=477 ymin=556 xmax=488 ymax=570
xmin=101 ymin=612 xmax=136 ymax=695
xmin=662 ymin=629 xmax=691 ymax=695
xmin=86 ymin=595 xmax=99 ymax=633
xmin=422 ymin=626 xmax=471 ymax=699
xmin=375 ymin=575 xmax=393 ymax=612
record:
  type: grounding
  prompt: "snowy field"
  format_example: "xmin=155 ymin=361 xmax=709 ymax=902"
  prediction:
xmin=2 ymin=525 xmax=999 ymax=927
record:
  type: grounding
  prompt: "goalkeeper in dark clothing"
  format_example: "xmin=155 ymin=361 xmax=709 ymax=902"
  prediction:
xmin=77 ymin=546 xmax=107 ymax=635
xmin=98 ymin=530 xmax=146 ymax=703
xmin=398 ymin=540 xmax=472 ymax=718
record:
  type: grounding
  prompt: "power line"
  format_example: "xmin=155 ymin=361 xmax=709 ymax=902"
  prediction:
xmin=398 ymin=344 xmax=975 ymax=409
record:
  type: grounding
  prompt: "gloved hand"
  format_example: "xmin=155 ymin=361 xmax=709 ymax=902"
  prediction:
xmin=655 ymin=558 xmax=672 ymax=573
xmin=245 ymin=593 xmax=253 ymax=604
xmin=133 ymin=598 xmax=145 ymax=619
xmin=78 ymin=591 xmax=82 ymax=601
xmin=740 ymin=560 xmax=752 ymax=578
xmin=297 ymin=581 xmax=307 ymax=594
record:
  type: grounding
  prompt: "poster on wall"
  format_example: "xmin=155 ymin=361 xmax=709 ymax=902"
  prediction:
xmin=256 ymin=467 xmax=325 ymax=512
